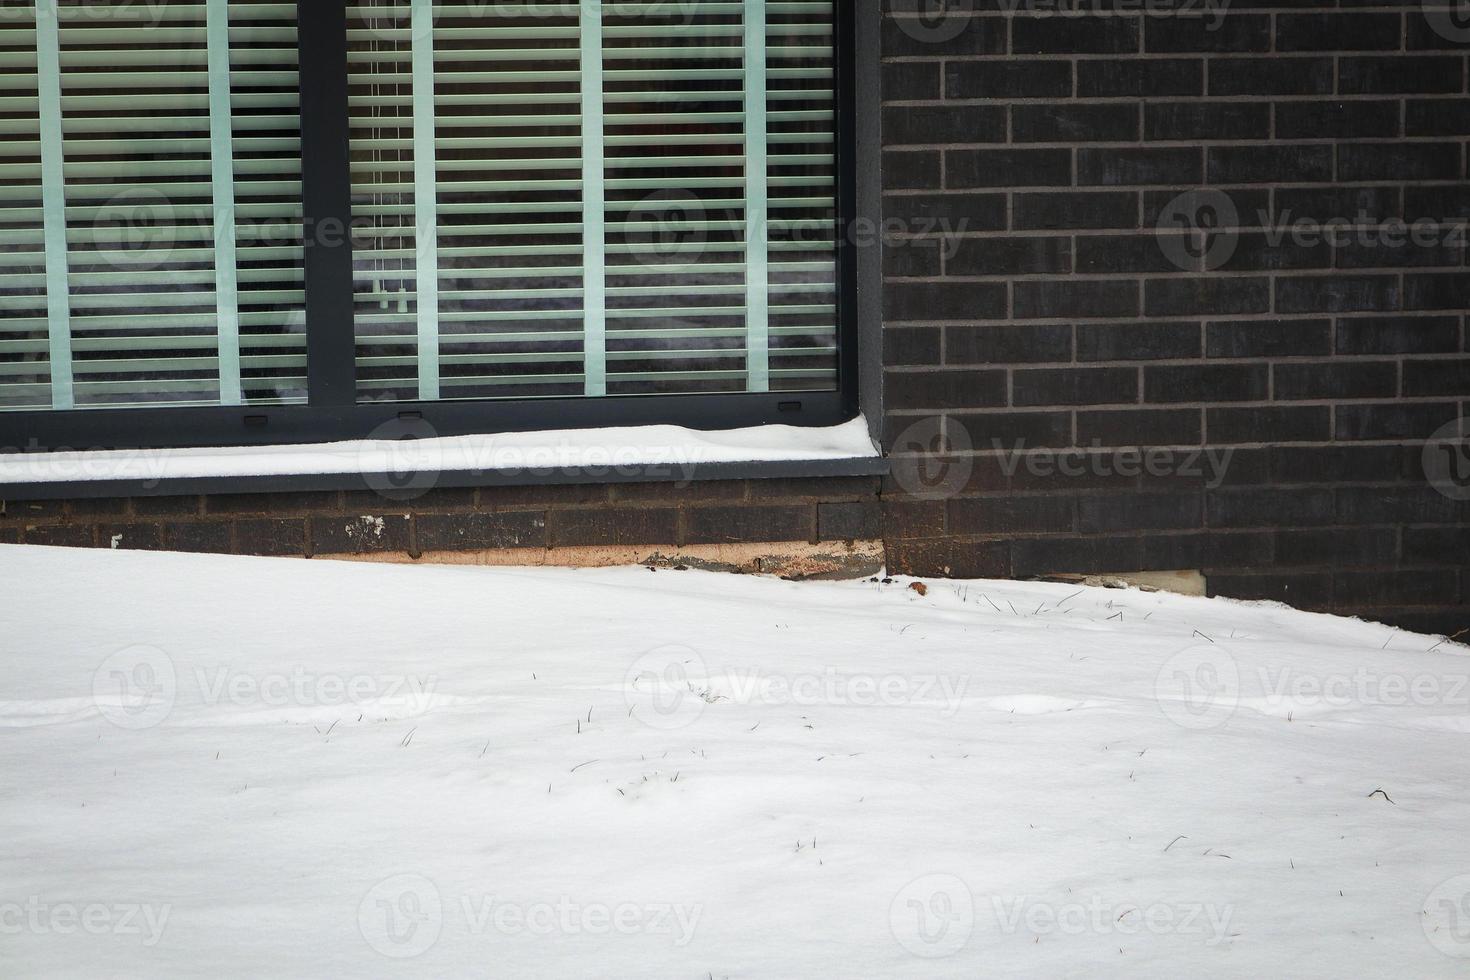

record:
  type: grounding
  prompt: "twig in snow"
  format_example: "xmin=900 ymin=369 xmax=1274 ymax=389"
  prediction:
xmin=1192 ymin=629 xmax=1214 ymax=643
xmin=399 ymin=728 xmax=415 ymax=747
xmin=570 ymin=760 xmax=599 ymax=773
xmin=1368 ymin=788 xmax=1396 ymax=805
xmin=1163 ymin=835 xmax=1187 ymax=853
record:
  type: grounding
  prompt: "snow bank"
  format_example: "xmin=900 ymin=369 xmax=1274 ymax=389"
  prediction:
xmin=0 ymin=416 xmax=879 ymax=484
xmin=1 ymin=544 xmax=1468 ymax=977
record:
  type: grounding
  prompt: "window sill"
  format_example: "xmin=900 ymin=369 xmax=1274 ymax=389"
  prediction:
xmin=0 ymin=418 xmax=886 ymax=501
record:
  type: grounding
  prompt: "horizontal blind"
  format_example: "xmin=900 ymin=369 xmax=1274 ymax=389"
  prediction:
xmin=347 ymin=0 xmax=838 ymax=403
xmin=0 ymin=4 xmax=50 ymax=410
xmin=0 ymin=0 xmax=305 ymax=413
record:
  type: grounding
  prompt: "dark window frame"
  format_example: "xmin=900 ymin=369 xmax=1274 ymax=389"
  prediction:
xmin=1 ymin=0 xmax=862 ymax=454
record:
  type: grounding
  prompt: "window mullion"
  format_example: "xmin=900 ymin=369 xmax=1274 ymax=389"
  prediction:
xmin=580 ymin=0 xmax=606 ymax=398
xmin=298 ymin=0 xmax=357 ymax=408
xmin=743 ymin=0 xmax=769 ymax=393
xmin=35 ymin=0 xmax=72 ymax=411
xmin=206 ymin=0 xmax=241 ymax=406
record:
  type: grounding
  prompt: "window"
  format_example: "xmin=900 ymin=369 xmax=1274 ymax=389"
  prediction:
xmin=0 ymin=0 xmax=857 ymax=452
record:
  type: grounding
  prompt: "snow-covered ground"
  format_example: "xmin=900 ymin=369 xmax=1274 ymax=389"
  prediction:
xmin=2 ymin=544 xmax=1469 ymax=977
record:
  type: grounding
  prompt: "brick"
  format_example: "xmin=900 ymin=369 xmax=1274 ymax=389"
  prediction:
xmin=883 ymin=150 xmax=940 ymax=191
xmin=1077 ymin=409 xmax=1201 ymax=447
xmin=1336 ymin=403 xmax=1462 ymax=441
xmin=883 ymin=192 xmax=1006 ymax=227
xmin=944 ymin=60 xmax=1071 ymax=100
xmin=882 ymin=61 xmax=939 ymax=101
xmin=1406 ymin=99 xmax=1470 ymax=136
xmin=751 ymin=477 xmax=877 ymax=500
xmin=1014 ymin=280 xmax=1139 ymax=319
xmin=1406 ymin=185 xmax=1470 ymax=221
xmin=163 ymin=521 xmax=232 ymax=554
xmin=1270 ymin=445 xmax=1411 ymax=485
xmin=99 ymin=522 xmax=163 ymax=550
xmin=1012 ymin=15 xmax=1138 ymax=54
xmin=131 ymin=495 xmax=203 ymax=518
xmin=1275 ymin=275 xmax=1400 ymax=314
xmin=886 ymin=369 xmax=1006 ymax=409
xmin=1012 ymin=104 xmax=1138 ymax=143
xmin=1145 ymin=102 xmax=1270 ymax=141
xmin=1207 ymin=319 xmax=1332 ymax=359
xmin=884 ymin=326 xmax=941 ymax=366
xmin=881 ymin=498 xmax=946 ymax=540
xmin=310 ymin=515 xmax=411 ymax=556
xmin=1339 ymin=57 xmax=1464 ymax=95
xmin=1078 ymin=492 xmax=1201 ymax=532
xmin=207 ymin=491 xmax=340 ymax=516
xmin=1273 ymin=361 xmax=1398 ymax=401
xmin=1143 ymin=188 xmax=1270 ymax=228
xmin=418 ymin=511 xmax=547 ymax=550
xmin=1275 ymin=186 xmax=1400 ymax=225
xmin=881 ymin=13 xmax=1005 ymax=58
xmin=1215 ymin=232 xmax=1332 ymax=273
xmin=1275 ymin=101 xmax=1400 ymax=140
xmin=1336 ymin=570 xmax=1460 ymax=607
xmin=1079 ymin=58 xmax=1202 ymax=98
xmin=1012 ymin=192 xmax=1138 ymax=231
xmin=1145 ymin=364 xmax=1268 ymax=403
xmin=1208 ymin=145 xmax=1332 ymax=184
xmin=1405 ymin=273 xmax=1470 ymax=311
xmin=545 ymin=508 xmax=670 ymax=548
xmin=685 ymin=504 xmax=812 ymax=545
xmin=23 ymin=524 xmax=93 ymax=548
xmin=1076 ymin=322 xmax=1201 ymax=361
xmin=1208 ymin=488 xmax=1335 ymax=528
xmin=817 ymin=500 xmax=880 ymax=541
xmin=1274 ymin=528 xmax=1398 ymax=567
xmin=1 ymin=500 xmax=64 ymax=522
xmin=1207 ymin=572 xmax=1333 ymax=609
xmin=1339 ymin=143 xmax=1463 ymax=182
xmin=1336 ymin=487 xmax=1465 ymax=526
xmin=1145 ymin=278 xmax=1271 ymax=317
xmin=947 ymin=237 xmax=1071 ymax=277
xmin=887 ymin=537 xmax=1011 ymax=580
xmin=1075 ymin=235 xmax=1189 ymax=275
xmin=1209 ymin=58 xmax=1333 ymax=96
xmin=885 ymin=239 xmax=941 ymax=278
xmin=341 ymin=487 xmax=476 ymax=513
xmin=1012 ymin=367 xmax=1138 ymax=407
xmin=0 ymin=528 xmax=16 ymax=544
xmin=1207 ymin=406 xmax=1331 ymax=444
xmin=1078 ymin=147 xmax=1202 ymax=186
xmin=884 ymin=281 xmax=1008 ymax=322
xmin=1336 ymin=234 xmax=1464 ymax=271
xmin=950 ymin=412 xmax=1073 ymax=450
xmin=1404 ymin=527 xmax=1470 ymax=564
xmin=947 ymin=495 xmax=1074 ymax=535
xmin=1276 ymin=13 xmax=1402 ymax=52
xmin=945 ymin=324 xmax=1073 ymax=364
xmin=1408 ymin=10 xmax=1470 ymax=50
xmin=480 ymin=483 xmax=607 ymax=509
xmin=67 ymin=498 xmax=128 ymax=518
xmin=1011 ymin=535 xmax=1144 ymax=576
xmin=946 ymin=149 xmax=1071 ymax=188
xmin=1142 ymin=531 xmax=1272 ymax=571
xmin=1404 ymin=357 xmax=1470 ymax=397
xmin=1146 ymin=15 xmax=1270 ymax=53
xmin=234 ymin=519 xmax=305 ymax=557
xmin=883 ymin=105 xmax=1005 ymax=146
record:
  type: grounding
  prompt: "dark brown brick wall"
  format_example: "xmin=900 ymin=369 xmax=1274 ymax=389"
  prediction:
xmin=879 ymin=1 xmax=1470 ymax=638
xmin=0 ymin=478 xmax=882 ymax=560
